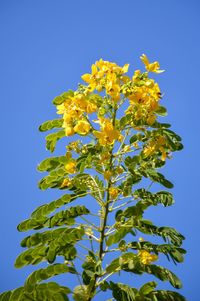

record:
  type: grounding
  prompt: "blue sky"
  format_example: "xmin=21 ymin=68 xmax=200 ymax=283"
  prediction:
xmin=0 ymin=0 xmax=199 ymax=300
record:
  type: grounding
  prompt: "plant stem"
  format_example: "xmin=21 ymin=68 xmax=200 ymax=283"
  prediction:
xmin=86 ymin=106 xmax=117 ymax=301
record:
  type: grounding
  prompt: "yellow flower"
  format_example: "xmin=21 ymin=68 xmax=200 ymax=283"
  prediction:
xmin=138 ymin=250 xmax=158 ymax=265
xmin=65 ymin=161 xmax=76 ymax=174
xmin=143 ymin=135 xmax=168 ymax=161
xmin=159 ymin=146 xmax=167 ymax=161
xmin=132 ymin=69 xmax=141 ymax=82
xmin=121 ymin=63 xmax=129 ymax=73
xmin=60 ymin=178 xmax=72 ymax=188
xmin=109 ymin=187 xmax=119 ymax=199
xmin=106 ymin=80 xmax=121 ymax=102
xmin=74 ymin=94 xmax=88 ymax=111
xmin=147 ymin=114 xmax=156 ymax=125
xmin=86 ymin=102 xmax=97 ymax=114
xmin=56 ymin=103 xmax=66 ymax=115
xmin=81 ymin=59 xmax=129 ymax=96
xmin=140 ymin=54 xmax=165 ymax=73
xmin=65 ymin=126 xmax=74 ymax=136
xmin=143 ymin=141 xmax=156 ymax=157
xmin=74 ymin=120 xmax=91 ymax=135
xmin=94 ymin=118 xmax=120 ymax=146
xmin=81 ymin=64 xmax=99 ymax=92
xmin=104 ymin=170 xmax=113 ymax=180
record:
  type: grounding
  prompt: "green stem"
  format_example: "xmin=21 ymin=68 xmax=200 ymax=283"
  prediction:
xmin=86 ymin=106 xmax=117 ymax=301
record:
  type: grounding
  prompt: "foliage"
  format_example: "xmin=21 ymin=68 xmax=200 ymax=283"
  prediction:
xmin=0 ymin=55 xmax=186 ymax=301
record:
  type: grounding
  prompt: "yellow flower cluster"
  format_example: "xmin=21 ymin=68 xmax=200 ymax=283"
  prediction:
xmin=143 ymin=135 xmax=167 ymax=161
xmin=93 ymin=118 xmax=122 ymax=146
xmin=56 ymin=55 xmax=164 ymax=140
xmin=82 ymin=59 xmax=129 ymax=101
xmin=57 ymin=92 xmax=97 ymax=136
xmin=138 ymin=250 xmax=158 ymax=265
xmin=124 ymin=72 xmax=161 ymax=126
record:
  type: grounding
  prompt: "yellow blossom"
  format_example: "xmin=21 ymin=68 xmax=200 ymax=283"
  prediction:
xmin=147 ymin=114 xmax=156 ymax=125
xmin=122 ymin=63 xmax=129 ymax=73
xmin=65 ymin=161 xmax=76 ymax=174
xmin=86 ymin=102 xmax=97 ymax=114
xmin=160 ymin=146 xmax=167 ymax=161
xmin=109 ymin=187 xmax=119 ymax=199
xmin=104 ymin=170 xmax=113 ymax=180
xmin=138 ymin=250 xmax=158 ymax=265
xmin=140 ymin=54 xmax=164 ymax=73
xmin=143 ymin=135 xmax=168 ymax=161
xmin=143 ymin=140 xmax=157 ymax=157
xmin=132 ymin=69 xmax=141 ymax=82
xmin=65 ymin=126 xmax=74 ymax=136
xmin=81 ymin=59 xmax=129 ymax=96
xmin=56 ymin=103 xmax=66 ymax=115
xmin=60 ymin=178 xmax=72 ymax=188
xmin=94 ymin=118 xmax=120 ymax=146
xmin=74 ymin=120 xmax=91 ymax=135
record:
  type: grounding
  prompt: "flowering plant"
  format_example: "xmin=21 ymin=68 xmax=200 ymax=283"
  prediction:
xmin=0 ymin=55 xmax=186 ymax=301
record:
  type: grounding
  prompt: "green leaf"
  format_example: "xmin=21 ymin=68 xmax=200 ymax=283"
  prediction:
xmin=52 ymin=90 xmax=74 ymax=105
xmin=0 ymin=284 xmax=71 ymax=301
xmin=37 ymin=156 xmax=67 ymax=172
xmin=20 ymin=227 xmax=84 ymax=248
xmin=73 ymin=173 xmax=93 ymax=191
xmin=140 ymin=169 xmax=174 ymax=189
xmin=139 ymin=281 xmax=157 ymax=295
xmin=25 ymin=264 xmax=76 ymax=292
xmin=106 ymin=252 xmax=137 ymax=274
xmin=155 ymin=106 xmax=167 ymax=116
xmin=148 ymin=290 xmax=187 ymax=301
xmin=38 ymin=168 xmax=67 ymax=190
xmin=45 ymin=130 xmax=65 ymax=152
xmin=109 ymin=281 xmax=138 ymax=301
xmin=73 ymin=285 xmax=88 ymax=301
xmin=106 ymin=228 xmax=133 ymax=247
xmin=15 ymin=233 xmax=77 ymax=268
xmin=152 ymin=122 xmax=171 ymax=129
xmin=17 ymin=205 xmax=89 ymax=232
xmin=30 ymin=194 xmax=72 ymax=220
xmin=130 ymin=133 xmax=145 ymax=144
xmin=162 ymin=129 xmax=182 ymax=142
xmin=33 ymin=283 xmax=70 ymax=301
xmin=144 ymin=265 xmax=182 ymax=289
xmin=39 ymin=119 xmax=63 ymax=132
xmin=120 ymin=174 xmax=142 ymax=196
xmin=15 ymin=245 xmax=48 ymax=268
xmin=133 ymin=189 xmax=174 ymax=207
xmin=0 ymin=291 xmax=12 ymax=301
xmin=135 ymin=221 xmax=185 ymax=246
xmin=128 ymin=241 xmax=186 ymax=264
xmin=48 ymin=205 xmax=90 ymax=228
xmin=162 ymin=129 xmax=183 ymax=151
xmin=114 ymin=254 xmax=182 ymax=289
xmin=120 ymin=114 xmax=132 ymax=129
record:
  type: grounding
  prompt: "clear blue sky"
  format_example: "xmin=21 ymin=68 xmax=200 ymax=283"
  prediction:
xmin=0 ymin=0 xmax=199 ymax=300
